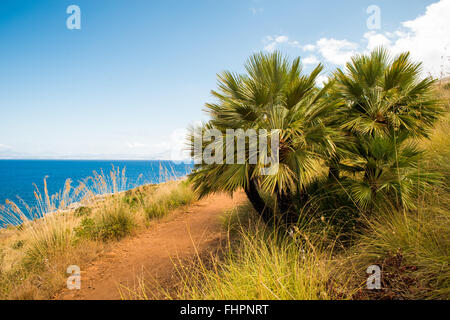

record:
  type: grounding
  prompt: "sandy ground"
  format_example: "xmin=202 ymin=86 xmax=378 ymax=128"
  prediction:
xmin=54 ymin=191 xmax=246 ymax=300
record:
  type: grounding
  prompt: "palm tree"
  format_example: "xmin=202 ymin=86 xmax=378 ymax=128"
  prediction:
xmin=333 ymin=48 xmax=442 ymax=139
xmin=332 ymin=48 xmax=443 ymax=209
xmin=188 ymin=52 xmax=339 ymax=224
xmin=339 ymin=133 xmax=439 ymax=210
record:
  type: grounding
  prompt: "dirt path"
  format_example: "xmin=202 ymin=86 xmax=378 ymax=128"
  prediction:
xmin=55 ymin=191 xmax=246 ymax=300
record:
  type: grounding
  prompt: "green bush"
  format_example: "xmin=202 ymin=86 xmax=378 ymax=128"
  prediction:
xmin=122 ymin=190 xmax=143 ymax=209
xmin=144 ymin=203 xmax=168 ymax=220
xmin=143 ymin=182 xmax=195 ymax=221
xmin=74 ymin=206 xmax=92 ymax=217
xmin=74 ymin=217 xmax=97 ymax=239
xmin=165 ymin=182 xmax=196 ymax=209
xmin=75 ymin=206 xmax=136 ymax=241
xmin=11 ymin=240 xmax=25 ymax=250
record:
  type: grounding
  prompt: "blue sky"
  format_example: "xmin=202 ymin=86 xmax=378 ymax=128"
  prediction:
xmin=0 ymin=0 xmax=448 ymax=159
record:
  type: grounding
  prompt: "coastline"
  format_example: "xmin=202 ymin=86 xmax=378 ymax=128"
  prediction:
xmin=0 ymin=171 xmax=190 ymax=230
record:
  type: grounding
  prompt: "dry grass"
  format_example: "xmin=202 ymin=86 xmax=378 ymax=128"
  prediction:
xmin=139 ymin=86 xmax=450 ymax=301
xmin=175 ymin=209 xmax=337 ymax=300
xmin=0 ymin=166 xmax=195 ymax=299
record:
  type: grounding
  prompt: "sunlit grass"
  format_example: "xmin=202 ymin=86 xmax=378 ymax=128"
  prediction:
xmin=0 ymin=164 xmax=193 ymax=299
xmin=176 ymin=219 xmax=336 ymax=300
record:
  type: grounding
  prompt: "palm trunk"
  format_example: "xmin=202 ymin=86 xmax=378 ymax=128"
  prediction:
xmin=244 ymin=179 xmax=274 ymax=224
xmin=328 ymin=166 xmax=340 ymax=180
xmin=277 ymin=192 xmax=298 ymax=225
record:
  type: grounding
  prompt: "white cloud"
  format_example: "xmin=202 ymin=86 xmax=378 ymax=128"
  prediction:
xmin=315 ymin=75 xmax=329 ymax=87
xmin=168 ymin=128 xmax=190 ymax=162
xmin=363 ymin=31 xmax=392 ymax=51
xmin=271 ymin=1 xmax=450 ymax=77
xmin=119 ymin=128 xmax=191 ymax=161
xmin=263 ymin=35 xmax=302 ymax=52
xmin=263 ymin=35 xmax=321 ymax=53
xmin=314 ymin=0 xmax=450 ymax=76
xmin=315 ymin=38 xmax=359 ymax=65
xmin=303 ymin=44 xmax=316 ymax=51
xmin=303 ymin=55 xmax=319 ymax=65
xmin=368 ymin=0 xmax=450 ymax=77
xmin=0 ymin=144 xmax=12 ymax=150
xmin=275 ymin=35 xmax=288 ymax=43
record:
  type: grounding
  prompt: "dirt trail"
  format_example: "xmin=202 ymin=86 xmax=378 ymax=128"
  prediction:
xmin=55 ymin=191 xmax=246 ymax=300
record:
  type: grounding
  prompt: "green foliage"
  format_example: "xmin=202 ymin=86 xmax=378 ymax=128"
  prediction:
xmin=165 ymin=181 xmax=196 ymax=208
xmin=122 ymin=190 xmax=144 ymax=209
xmin=75 ymin=206 xmax=136 ymax=241
xmin=143 ymin=182 xmax=195 ymax=221
xmin=334 ymin=48 xmax=442 ymax=139
xmin=294 ymin=178 xmax=361 ymax=240
xmin=74 ymin=217 xmax=97 ymax=239
xmin=330 ymin=49 xmax=444 ymax=212
xmin=188 ymin=48 xmax=444 ymax=224
xmin=188 ymin=51 xmax=340 ymax=198
xmin=74 ymin=206 xmax=92 ymax=217
xmin=172 ymin=50 xmax=449 ymax=300
xmin=343 ymin=205 xmax=450 ymax=299
xmin=144 ymin=203 xmax=169 ymax=220
xmin=175 ymin=205 xmax=337 ymax=300
xmin=11 ymin=240 xmax=25 ymax=250
xmin=97 ymin=209 xmax=135 ymax=241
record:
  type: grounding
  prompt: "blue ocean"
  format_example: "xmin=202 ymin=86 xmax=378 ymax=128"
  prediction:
xmin=0 ymin=160 xmax=193 ymax=225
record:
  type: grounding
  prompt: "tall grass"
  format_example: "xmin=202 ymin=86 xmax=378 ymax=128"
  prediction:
xmin=143 ymin=181 xmax=195 ymax=221
xmin=0 ymin=162 xmax=192 ymax=228
xmin=0 ymin=163 xmax=194 ymax=299
xmin=131 ymin=205 xmax=343 ymax=301
xmin=177 ymin=232 xmax=334 ymax=300
xmin=159 ymin=189 xmax=447 ymax=300
xmin=0 ymin=166 xmax=129 ymax=227
xmin=151 ymin=88 xmax=450 ymax=301
xmin=340 ymin=204 xmax=449 ymax=299
xmin=338 ymin=99 xmax=450 ymax=299
xmin=75 ymin=205 xmax=137 ymax=241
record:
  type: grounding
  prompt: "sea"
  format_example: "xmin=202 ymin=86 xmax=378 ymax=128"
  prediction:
xmin=0 ymin=160 xmax=193 ymax=225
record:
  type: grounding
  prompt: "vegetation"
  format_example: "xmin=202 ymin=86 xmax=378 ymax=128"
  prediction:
xmin=0 ymin=178 xmax=195 ymax=299
xmin=75 ymin=206 xmax=136 ymax=241
xmin=188 ymin=52 xmax=341 ymax=224
xmin=173 ymin=206 xmax=337 ymax=300
xmin=0 ymin=49 xmax=448 ymax=300
xmin=177 ymin=48 xmax=449 ymax=300
xmin=189 ymin=48 xmax=444 ymax=226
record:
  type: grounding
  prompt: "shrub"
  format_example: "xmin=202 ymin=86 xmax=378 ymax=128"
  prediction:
xmin=11 ymin=240 xmax=25 ymax=250
xmin=97 ymin=207 xmax=136 ymax=241
xmin=164 ymin=181 xmax=196 ymax=209
xmin=74 ymin=206 xmax=92 ymax=217
xmin=75 ymin=206 xmax=136 ymax=241
xmin=122 ymin=190 xmax=144 ymax=209
xmin=74 ymin=217 xmax=97 ymax=240
xmin=144 ymin=203 xmax=168 ymax=220
xmin=143 ymin=181 xmax=195 ymax=222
